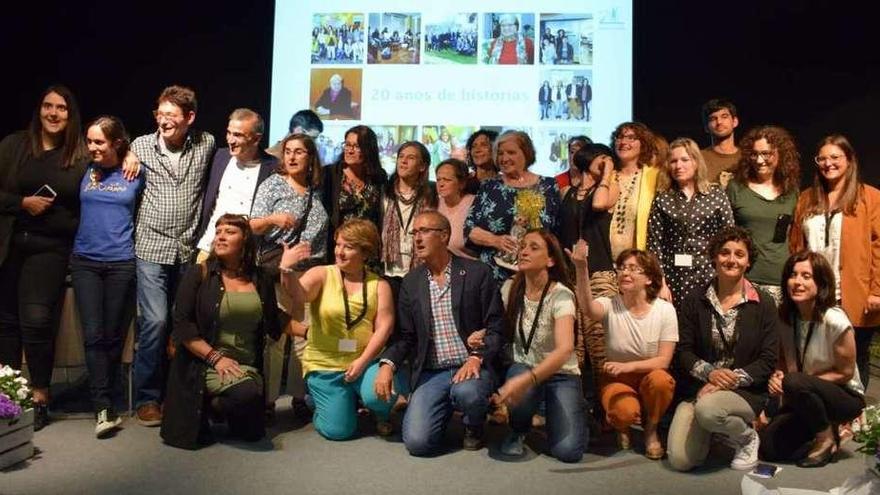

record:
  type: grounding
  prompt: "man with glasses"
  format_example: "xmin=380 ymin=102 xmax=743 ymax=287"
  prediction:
xmin=374 ymin=210 xmax=505 ymax=455
xmin=194 ymin=108 xmax=277 ymax=263
xmin=129 ymin=85 xmax=215 ymax=426
xmin=701 ymin=98 xmax=741 ymax=187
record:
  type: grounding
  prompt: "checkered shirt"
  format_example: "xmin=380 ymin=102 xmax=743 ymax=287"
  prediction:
xmin=131 ymin=131 xmax=215 ymax=264
xmin=426 ymin=262 xmax=469 ymax=369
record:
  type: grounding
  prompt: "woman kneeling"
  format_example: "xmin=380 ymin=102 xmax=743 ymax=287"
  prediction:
xmin=161 ymin=214 xmax=285 ymax=449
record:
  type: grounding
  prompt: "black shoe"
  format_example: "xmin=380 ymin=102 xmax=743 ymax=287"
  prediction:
xmin=796 ymin=441 xmax=836 ymax=468
xmin=462 ymin=425 xmax=485 ymax=451
xmin=33 ymin=404 xmax=50 ymax=432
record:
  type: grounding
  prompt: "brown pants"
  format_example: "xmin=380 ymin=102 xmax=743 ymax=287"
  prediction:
xmin=599 ymin=369 xmax=675 ymax=431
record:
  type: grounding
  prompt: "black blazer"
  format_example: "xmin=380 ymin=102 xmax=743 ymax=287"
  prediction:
xmin=676 ymin=280 xmax=779 ymax=414
xmin=381 ymin=255 xmax=505 ymax=390
xmin=194 ymin=147 xmax=277 ymax=247
xmin=160 ymin=260 xmax=285 ymax=449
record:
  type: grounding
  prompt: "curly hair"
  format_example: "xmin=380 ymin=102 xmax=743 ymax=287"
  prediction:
xmin=707 ymin=226 xmax=756 ymax=273
xmin=733 ymin=126 xmax=801 ymax=195
xmin=610 ymin=122 xmax=657 ymax=168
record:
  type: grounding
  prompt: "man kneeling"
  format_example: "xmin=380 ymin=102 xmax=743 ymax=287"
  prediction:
xmin=374 ymin=211 xmax=505 ymax=455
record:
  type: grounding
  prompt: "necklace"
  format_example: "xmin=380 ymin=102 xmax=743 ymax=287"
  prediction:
xmin=396 ymin=182 xmax=418 ymax=206
xmin=613 ymin=170 xmax=640 ymax=235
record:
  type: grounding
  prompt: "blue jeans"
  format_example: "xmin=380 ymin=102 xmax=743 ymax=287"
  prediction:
xmin=506 ymin=363 xmax=586 ymax=463
xmin=70 ymin=256 xmax=136 ymax=412
xmin=134 ymin=259 xmax=186 ymax=407
xmin=402 ymin=367 xmax=493 ymax=457
xmin=305 ymin=361 xmax=403 ymax=441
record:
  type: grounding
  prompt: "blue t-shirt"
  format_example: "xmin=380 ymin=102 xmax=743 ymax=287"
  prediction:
xmin=73 ymin=164 xmax=144 ymax=261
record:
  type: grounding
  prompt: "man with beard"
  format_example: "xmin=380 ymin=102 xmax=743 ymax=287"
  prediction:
xmin=700 ymin=98 xmax=741 ymax=187
xmin=374 ymin=210 xmax=505 ymax=455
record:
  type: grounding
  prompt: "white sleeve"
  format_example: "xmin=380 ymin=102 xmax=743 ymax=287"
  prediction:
xmin=658 ymin=300 xmax=680 ymax=343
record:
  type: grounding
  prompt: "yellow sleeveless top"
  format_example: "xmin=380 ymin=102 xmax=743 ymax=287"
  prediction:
xmin=303 ymin=265 xmax=379 ymax=375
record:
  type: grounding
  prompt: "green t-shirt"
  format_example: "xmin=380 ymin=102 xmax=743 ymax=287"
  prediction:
xmin=726 ymin=180 xmax=798 ymax=286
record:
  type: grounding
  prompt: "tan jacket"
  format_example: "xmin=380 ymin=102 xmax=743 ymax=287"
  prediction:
xmin=790 ymin=185 xmax=880 ymax=327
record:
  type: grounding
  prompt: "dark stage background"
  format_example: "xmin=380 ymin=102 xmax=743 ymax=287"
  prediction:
xmin=3 ymin=1 xmax=878 ymax=186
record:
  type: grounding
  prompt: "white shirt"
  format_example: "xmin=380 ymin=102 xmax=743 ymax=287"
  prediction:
xmin=795 ymin=307 xmax=864 ymax=396
xmin=197 ymin=156 xmax=262 ymax=252
xmin=599 ymin=296 xmax=679 ymax=363
xmin=802 ymin=213 xmax=843 ymax=301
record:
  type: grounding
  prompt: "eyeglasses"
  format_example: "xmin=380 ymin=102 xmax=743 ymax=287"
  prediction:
xmin=285 ymin=148 xmax=309 ymax=157
xmin=343 ymin=143 xmax=361 ymax=152
xmin=154 ymin=111 xmax=184 ymax=122
xmin=749 ymin=150 xmax=775 ymax=161
xmin=814 ymin=153 xmax=844 ymax=165
xmin=615 ymin=265 xmax=645 ymax=274
xmin=614 ymin=133 xmax=638 ymax=143
xmin=408 ymin=227 xmax=445 ymax=237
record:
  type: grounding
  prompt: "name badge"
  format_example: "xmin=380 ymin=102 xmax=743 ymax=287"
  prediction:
xmin=674 ymin=254 xmax=693 ymax=267
xmin=338 ymin=339 xmax=357 ymax=353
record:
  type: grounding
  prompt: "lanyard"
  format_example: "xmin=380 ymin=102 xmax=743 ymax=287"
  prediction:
xmin=793 ymin=315 xmax=816 ymax=373
xmin=342 ymin=268 xmax=368 ymax=330
xmin=713 ymin=311 xmax=737 ymax=358
xmin=393 ymin=195 xmax=418 ymax=233
xmin=824 ymin=210 xmax=839 ymax=249
xmin=517 ymin=280 xmax=552 ymax=355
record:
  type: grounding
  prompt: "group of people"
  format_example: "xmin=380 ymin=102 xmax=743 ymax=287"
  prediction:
xmin=540 ymin=27 xmax=580 ymax=65
xmin=539 ymin=76 xmax=592 ymax=121
xmin=427 ymin=28 xmax=478 ymax=57
xmin=311 ymin=23 xmax=365 ymax=64
xmin=0 ymin=88 xmax=877 ymax=472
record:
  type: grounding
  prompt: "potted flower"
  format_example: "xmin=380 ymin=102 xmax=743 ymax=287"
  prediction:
xmin=0 ymin=364 xmax=35 ymax=469
xmin=854 ymin=405 xmax=880 ymax=478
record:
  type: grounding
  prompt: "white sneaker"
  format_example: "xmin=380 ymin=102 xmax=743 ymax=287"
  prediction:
xmin=730 ymin=428 xmax=760 ymax=470
xmin=95 ymin=409 xmax=123 ymax=439
xmin=501 ymin=432 xmax=526 ymax=456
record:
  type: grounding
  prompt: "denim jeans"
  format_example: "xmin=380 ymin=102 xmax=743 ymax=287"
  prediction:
xmin=134 ymin=259 xmax=187 ymax=407
xmin=506 ymin=363 xmax=587 ymax=463
xmin=70 ymin=256 xmax=136 ymax=412
xmin=402 ymin=367 xmax=493 ymax=457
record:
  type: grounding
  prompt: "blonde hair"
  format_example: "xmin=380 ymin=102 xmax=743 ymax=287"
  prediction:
xmin=656 ymin=137 xmax=711 ymax=194
xmin=335 ymin=218 xmax=380 ymax=261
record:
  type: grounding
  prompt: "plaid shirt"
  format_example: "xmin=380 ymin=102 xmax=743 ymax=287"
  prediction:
xmin=426 ymin=262 xmax=469 ymax=369
xmin=131 ymin=130 xmax=215 ymax=264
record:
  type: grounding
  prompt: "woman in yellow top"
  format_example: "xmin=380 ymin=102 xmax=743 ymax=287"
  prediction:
xmin=280 ymin=218 xmax=401 ymax=440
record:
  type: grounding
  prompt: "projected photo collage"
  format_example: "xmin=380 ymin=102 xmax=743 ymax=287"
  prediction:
xmin=309 ymin=11 xmax=595 ymax=135
xmin=313 ymin=123 xmax=578 ymax=179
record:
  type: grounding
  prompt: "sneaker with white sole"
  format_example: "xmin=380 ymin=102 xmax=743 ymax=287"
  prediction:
xmin=95 ymin=409 xmax=123 ymax=439
xmin=730 ymin=428 xmax=760 ymax=470
xmin=501 ymin=432 xmax=526 ymax=456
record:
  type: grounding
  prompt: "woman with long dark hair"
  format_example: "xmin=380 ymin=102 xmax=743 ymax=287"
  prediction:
xmin=759 ymin=251 xmax=864 ymax=467
xmin=0 ymin=85 xmax=89 ymax=430
xmin=161 ymin=214 xmax=285 ymax=449
xmin=381 ymin=141 xmax=436 ymax=284
xmin=321 ymin=125 xmax=387 ymax=264
xmin=495 ymin=230 xmax=584 ymax=462
xmin=789 ymin=134 xmax=880 ymax=388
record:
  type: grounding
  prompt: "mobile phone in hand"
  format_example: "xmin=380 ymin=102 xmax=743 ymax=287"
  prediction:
xmin=34 ymin=184 xmax=58 ymax=199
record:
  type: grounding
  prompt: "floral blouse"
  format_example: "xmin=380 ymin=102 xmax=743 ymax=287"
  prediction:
xmin=250 ymin=173 xmax=329 ymax=262
xmin=647 ymin=186 xmax=734 ymax=307
xmin=464 ymin=176 xmax=560 ymax=282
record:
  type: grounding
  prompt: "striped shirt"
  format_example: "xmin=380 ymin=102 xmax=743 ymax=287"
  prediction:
xmin=131 ymin=131 xmax=215 ymax=264
xmin=426 ymin=262 xmax=469 ymax=369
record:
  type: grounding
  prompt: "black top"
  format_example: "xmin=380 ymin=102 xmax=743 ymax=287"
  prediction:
xmin=15 ymin=147 xmax=84 ymax=239
xmin=559 ymin=185 xmax=614 ymax=272
xmin=675 ymin=281 xmax=779 ymax=415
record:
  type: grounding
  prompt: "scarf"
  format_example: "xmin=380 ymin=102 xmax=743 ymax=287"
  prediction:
xmin=489 ymin=34 xmax=528 ymax=64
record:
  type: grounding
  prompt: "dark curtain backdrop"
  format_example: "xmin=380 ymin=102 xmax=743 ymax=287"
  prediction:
xmin=3 ymin=1 xmax=878 ymax=185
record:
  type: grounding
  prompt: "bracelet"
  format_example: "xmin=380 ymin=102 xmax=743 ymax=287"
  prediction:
xmin=279 ymin=265 xmax=295 ymax=274
xmin=206 ymin=349 xmax=224 ymax=368
xmin=528 ymin=369 xmax=539 ymax=386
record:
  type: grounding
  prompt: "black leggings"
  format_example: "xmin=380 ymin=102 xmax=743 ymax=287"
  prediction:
xmin=759 ymin=372 xmax=864 ymax=461
xmin=213 ymin=379 xmax=266 ymax=442
xmin=0 ymin=233 xmax=71 ymax=389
